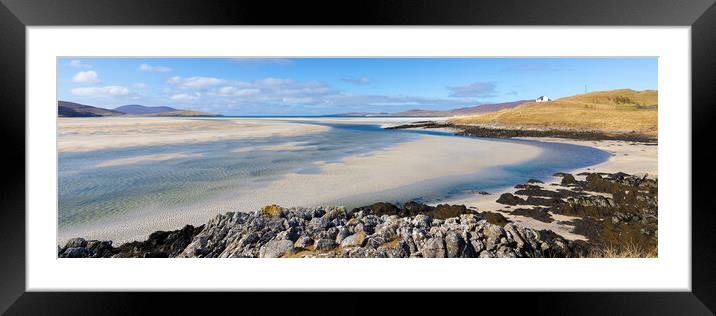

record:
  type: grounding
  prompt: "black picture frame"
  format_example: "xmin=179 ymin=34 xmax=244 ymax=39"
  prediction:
xmin=1 ymin=0 xmax=714 ymax=314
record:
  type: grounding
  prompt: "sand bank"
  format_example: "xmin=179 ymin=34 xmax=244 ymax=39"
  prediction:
xmin=248 ymin=134 xmax=542 ymax=207
xmin=96 ymin=152 xmax=204 ymax=168
xmin=58 ymin=117 xmax=329 ymax=153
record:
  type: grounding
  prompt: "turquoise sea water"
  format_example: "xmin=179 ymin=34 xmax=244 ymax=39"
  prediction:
xmin=58 ymin=120 xmax=610 ymax=231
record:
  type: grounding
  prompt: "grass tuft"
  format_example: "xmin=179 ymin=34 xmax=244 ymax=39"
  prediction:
xmin=261 ymin=204 xmax=282 ymax=218
xmin=585 ymin=239 xmax=658 ymax=258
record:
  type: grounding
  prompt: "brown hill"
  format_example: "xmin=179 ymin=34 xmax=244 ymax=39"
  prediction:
xmin=450 ymin=89 xmax=658 ymax=137
xmin=58 ymin=101 xmax=124 ymax=117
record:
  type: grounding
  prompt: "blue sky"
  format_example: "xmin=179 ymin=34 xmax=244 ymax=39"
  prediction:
xmin=58 ymin=58 xmax=657 ymax=115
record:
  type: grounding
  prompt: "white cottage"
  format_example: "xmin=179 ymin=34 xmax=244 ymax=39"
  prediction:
xmin=535 ymin=96 xmax=550 ymax=102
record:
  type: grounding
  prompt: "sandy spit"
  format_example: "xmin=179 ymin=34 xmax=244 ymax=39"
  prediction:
xmin=58 ymin=117 xmax=330 ymax=153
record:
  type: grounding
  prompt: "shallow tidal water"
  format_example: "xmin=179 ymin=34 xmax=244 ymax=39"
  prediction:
xmin=58 ymin=119 xmax=609 ymax=242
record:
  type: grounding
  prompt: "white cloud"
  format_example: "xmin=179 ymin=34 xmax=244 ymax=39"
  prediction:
xmin=170 ymin=93 xmax=201 ymax=102
xmin=68 ymin=60 xmax=92 ymax=69
xmin=281 ymin=97 xmax=316 ymax=105
xmin=158 ymin=75 xmax=482 ymax=114
xmin=168 ymin=76 xmax=226 ymax=89
xmin=257 ymin=77 xmax=293 ymax=86
xmin=133 ymin=83 xmax=148 ymax=89
xmin=72 ymin=70 xmax=100 ymax=83
xmin=138 ymin=63 xmax=172 ymax=72
xmin=70 ymin=85 xmax=130 ymax=97
xmin=215 ymin=86 xmax=260 ymax=96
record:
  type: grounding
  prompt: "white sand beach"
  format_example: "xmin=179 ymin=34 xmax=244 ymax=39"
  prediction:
xmin=58 ymin=117 xmax=330 ymax=153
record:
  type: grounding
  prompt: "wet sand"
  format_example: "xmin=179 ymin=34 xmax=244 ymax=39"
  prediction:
xmin=96 ymin=152 xmax=204 ymax=168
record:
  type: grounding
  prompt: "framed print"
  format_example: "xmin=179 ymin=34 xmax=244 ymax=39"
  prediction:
xmin=1 ymin=0 xmax=715 ymax=314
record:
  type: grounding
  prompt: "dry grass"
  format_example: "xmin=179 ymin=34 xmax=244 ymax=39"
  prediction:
xmin=282 ymin=245 xmax=317 ymax=258
xmin=450 ymin=89 xmax=658 ymax=137
xmin=383 ymin=237 xmax=401 ymax=248
xmin=586 ymin=240 xmax=658 ymax=258
xmin=282 ymin=245 xmax=346 ymax=258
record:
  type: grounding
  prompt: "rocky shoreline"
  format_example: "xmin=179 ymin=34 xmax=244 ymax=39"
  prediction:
xmin=57 ymin=204 xmax=583 ymax=258
xmin=386 ymin=121 xmax=657 ymax=143
xmin=496 ymin=172 xmax=658 ymax=253
xmin=58 ymin=171 xmax=657 ymax=258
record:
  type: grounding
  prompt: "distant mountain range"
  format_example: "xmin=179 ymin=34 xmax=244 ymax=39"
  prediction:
xmin=113 ymin=104 xmax=179 ymax=114
xmin=58 ymin=101 xmax=220 ymax=117
xmin=330 ymin=100 xmax=532 ymax=117
xmin=58 ymin=101 xmax=126 ymax=117
xmin=59 ymin=99 xmax=531 ymax=118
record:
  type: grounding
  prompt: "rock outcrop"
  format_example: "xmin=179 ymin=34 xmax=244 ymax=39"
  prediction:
xmin=494 ymin=172 xmax=658 ymax=252
xmin=58 ymin=203 xmax=577 ymax=258
xmin=58 ymin=225 xmax=204 ymax=258
xmin=171 ymin=205 xmax=549 ymax=258
xmin=386 ymin=121 xmax=657 ymax=142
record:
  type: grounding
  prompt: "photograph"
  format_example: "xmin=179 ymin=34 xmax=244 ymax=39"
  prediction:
xmin=55 ymin=57 xmax=658 ymax=259
xmin=4 ymin=0 xmax=714 ymax=312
